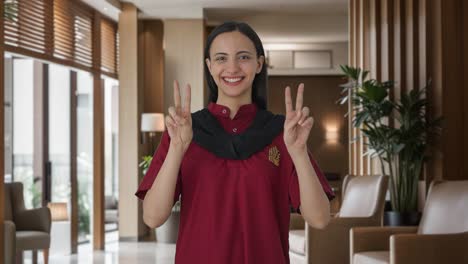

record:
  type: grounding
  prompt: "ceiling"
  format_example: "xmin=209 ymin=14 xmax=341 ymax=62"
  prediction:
xmin=85 ymin=0 xmax=348 ymax=20
xmin=82 ymin=0 xmax=349 ymax=43
xmin=126 ymin=0 xmax=348 ymax=19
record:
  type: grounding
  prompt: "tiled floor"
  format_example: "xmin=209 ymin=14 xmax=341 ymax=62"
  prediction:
xmin=48 ymin=241 xmax=176 ymax=264
xmin=24 ymin=231 xmax=177 ymax=264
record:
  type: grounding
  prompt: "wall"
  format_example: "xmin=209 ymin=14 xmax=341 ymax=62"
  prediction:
xmin=207 ymin=13 xmax=348 ymax=43
xmin=268 ymin=76 xmax=349 ymax=178
xmin=265 ymin=42 xmax=348 ymax=76
xmin=164 ymin=19 xmax=205 ymax=111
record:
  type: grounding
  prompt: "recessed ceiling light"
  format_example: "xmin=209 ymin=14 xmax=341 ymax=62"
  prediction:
xmin=104 ymin=7 xmax=108 ymax=11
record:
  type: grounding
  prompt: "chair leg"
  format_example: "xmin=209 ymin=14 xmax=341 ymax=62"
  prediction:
xmin=43 ymin=248 xmax=49 ymax=264
xmin=15 ymin=251 xmax=23 ymax=264
xmin=32 ymin=250 xmax=38 ymax=264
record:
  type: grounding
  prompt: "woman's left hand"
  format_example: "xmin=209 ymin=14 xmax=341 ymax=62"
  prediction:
xmin=283 ymin=83 xmax=314 ymax=157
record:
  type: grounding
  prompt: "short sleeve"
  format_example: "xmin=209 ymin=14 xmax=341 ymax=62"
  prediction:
xmin=135 ymin=130 xmax=182 ymax=204
xmin=288 ymin=149 xmax=335 ymax=213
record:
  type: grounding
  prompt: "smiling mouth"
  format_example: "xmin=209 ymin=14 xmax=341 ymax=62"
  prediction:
xmin=222 ymin=76 xmax=245 ymax=86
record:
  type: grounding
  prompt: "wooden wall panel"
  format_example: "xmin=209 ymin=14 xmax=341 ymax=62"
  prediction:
xmin=139 ymin=20 xmax=164 ymax=114
xmin=439 ymin=0 xmax=467 ymax=181
xmin=268 ymin=76 xmax=349 ymax=179
xmin=349 ymin=0 xmax=468 ymax=181
xmin=348 ymin=0 xmax=355 ymax=175
xmin=463 ymin=0 xmax=468 ymax=181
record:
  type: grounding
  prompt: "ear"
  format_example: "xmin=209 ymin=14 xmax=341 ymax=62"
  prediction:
xmin=256 ymin=55 xmax=265 ymax=74
xmin=205 ymin=58 xmax=212 ymax=73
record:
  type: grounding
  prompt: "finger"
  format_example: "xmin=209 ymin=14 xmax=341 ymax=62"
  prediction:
xmin=183 ymin=84 xmax=192 ymax=117
xmin=298 ymin=107 xmax=310 ymax=125
xmin=300 ymin=116 xmax=314 ymax=128
xmin=168 ymin=106 xmax=183 ymax=125
xmin=295 ymin=83 xmax=304 ymax=112
xmin=174 ymin=80 xmax=181 ymax=112
xmin=165 ymin=116 xmax=176 ymax=137
xmin=166 ymin=115 xmax=177 ymax=128
xmin=285 ymin=110 xmax=302 ymax=131
xmin=285 ymin=86 xmax=293 ymax=114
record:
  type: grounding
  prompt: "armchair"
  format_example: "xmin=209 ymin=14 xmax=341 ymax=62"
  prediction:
xmin=351 ymin=180 xmax=468 ymax=264
xmin=289 ymin=175 xmax=388 ymax=264
xmin=4 ymin=221 xmax=15 ymax=264
xmin=4 ymin=182 xmax=51 ymax=264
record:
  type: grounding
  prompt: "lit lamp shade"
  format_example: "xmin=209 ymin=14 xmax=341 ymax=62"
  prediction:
xmin=141 ymin=113 xmax=165 ymax=132
xmin=47 ymin=202 xmax=69 ymax=222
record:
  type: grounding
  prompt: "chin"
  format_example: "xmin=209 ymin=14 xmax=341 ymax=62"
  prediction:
xmin=219 ymin=87 xmax=250 ymax=99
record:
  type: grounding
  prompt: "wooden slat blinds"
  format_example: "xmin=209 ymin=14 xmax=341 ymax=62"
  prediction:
xmin=4 ymin=0 xmax=49 ymax=54
xmin=4 ymin=0 xmax=118 ymax=77
xmin=101 ymin=17 xmax=117 ymax=75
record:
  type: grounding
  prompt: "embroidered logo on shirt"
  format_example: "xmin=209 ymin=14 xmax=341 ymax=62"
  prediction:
xmin=268 ymin=146 xmax=280 ymax=167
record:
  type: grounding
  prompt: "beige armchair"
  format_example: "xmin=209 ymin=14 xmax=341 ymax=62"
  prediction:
xmin=4 ymin=182 xmax=51 ymax=264
xmin=289 ymin=175 xmax=389 ymax=264
xmin=351 ymin=180 xmax=468 ymax=264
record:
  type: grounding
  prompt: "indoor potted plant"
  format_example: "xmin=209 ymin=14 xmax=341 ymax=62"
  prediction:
xmin=338 ymin=65 xmax=441 ymax=225
xmin=139 ymin=156 xmax=181 ymax=243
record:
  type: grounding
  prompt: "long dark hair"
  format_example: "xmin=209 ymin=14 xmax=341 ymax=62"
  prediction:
xmin=204 ymin=21 xmax=267 ymax=109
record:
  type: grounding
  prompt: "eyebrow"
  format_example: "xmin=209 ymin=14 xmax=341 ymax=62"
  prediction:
xmin=213 ymin=51 xmax=253 ymax=56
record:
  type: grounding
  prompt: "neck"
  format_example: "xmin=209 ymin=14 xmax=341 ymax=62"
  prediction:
xmin=216 ymin=95 xmax=252 ymax=119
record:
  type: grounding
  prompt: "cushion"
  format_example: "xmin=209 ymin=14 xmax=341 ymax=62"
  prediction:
xmin=418 ymin=181 xmax=468 ymax=234
xmin=353 ymin=251 xmax=390 ymax=264
xmin=289 ymin=230 xmax=305 ymax=256
xmin=16 ymin=231 xmax=50 ymax=250
xmin=289 ymin=250 xmax=306 ymax=264
xmin=340 ymin=176 xmax=383 ymax=217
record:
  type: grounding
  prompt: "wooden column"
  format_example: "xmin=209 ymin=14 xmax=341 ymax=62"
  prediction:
xmin=70 ymin=71 xmax=78 ymax=253
xmin=118 ymin=3 xmax=141 ymax=240
xmin=92 ymin=11 xmax=105 ymax=250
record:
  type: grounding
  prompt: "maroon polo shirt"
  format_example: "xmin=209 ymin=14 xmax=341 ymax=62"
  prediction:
xmin=136 ymin=102 xmax=334 ymax=264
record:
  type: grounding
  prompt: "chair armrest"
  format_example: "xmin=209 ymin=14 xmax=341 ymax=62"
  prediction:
xmin=391 ymin=232 xmax=468 ymax=264
xmin=289 ymin=213 xmax=305 ymax=230
xmin=4 ymin=221 xmax=16 ymax=264
xmin=15 ymin=207 xmax=51 ymax=233
xmin=351 ymin=226 xmax=418 ymax=254
xmin=305 ymin=217 xmax=383 ymax=264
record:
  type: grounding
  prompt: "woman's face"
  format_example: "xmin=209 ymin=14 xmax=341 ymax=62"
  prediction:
xmin=206 ymin=31 xmax=264 ymax=102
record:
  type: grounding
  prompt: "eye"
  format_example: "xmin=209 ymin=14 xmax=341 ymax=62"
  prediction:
xmin=239 ymin=55 xmax=251 ymax=60
xmin=215 ymin=56 xmax=227 ymax=62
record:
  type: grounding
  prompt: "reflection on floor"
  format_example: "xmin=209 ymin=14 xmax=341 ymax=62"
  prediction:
xmin=24 ymin=231 xmax=177 ymax=264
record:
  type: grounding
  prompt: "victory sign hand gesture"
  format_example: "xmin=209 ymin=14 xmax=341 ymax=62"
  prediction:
xmin=284 ymin=83 xmax=314 ymax=157
xmin=166 ymin=80 xmax=193 ymax=152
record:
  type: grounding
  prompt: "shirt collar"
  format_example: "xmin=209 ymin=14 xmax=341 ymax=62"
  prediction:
xmin=208 ymin=102 xmax=257 ymax=119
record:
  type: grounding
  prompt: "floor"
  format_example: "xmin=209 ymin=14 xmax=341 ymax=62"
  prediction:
xmin=24 ymin=231 xmax=177 ymax=264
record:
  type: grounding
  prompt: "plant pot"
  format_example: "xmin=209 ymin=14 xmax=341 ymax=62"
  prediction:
xmin=155 ymin=211 xmax=180 ymax=243
xmin=384 ymin=211 xmax=421 ymax=226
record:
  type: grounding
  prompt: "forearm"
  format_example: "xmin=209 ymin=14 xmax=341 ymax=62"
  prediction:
xmin=143 ymin=143 xmax=185 ymax=228
xmin=291 ymin=150 xmax=330 ymax=229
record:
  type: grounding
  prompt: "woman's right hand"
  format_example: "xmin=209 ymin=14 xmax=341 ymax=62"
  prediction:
xmin=166 ymin=80 xmax=193 ymax=152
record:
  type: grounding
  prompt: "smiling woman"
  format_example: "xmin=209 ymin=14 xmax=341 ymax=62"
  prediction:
xmin=136 ymin=21 xmax=334 ymax=264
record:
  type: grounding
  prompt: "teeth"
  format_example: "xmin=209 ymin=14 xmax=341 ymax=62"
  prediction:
xmin=223 ymin=77 xmax=242 ymax=83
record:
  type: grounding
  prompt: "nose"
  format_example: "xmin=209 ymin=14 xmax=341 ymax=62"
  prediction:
xmin=225 ymin=58 xmax=240 ymax=74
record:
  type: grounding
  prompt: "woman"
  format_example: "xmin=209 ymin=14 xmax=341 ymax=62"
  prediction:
xmin=136 ymin=21 xmax=334 ymax=264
